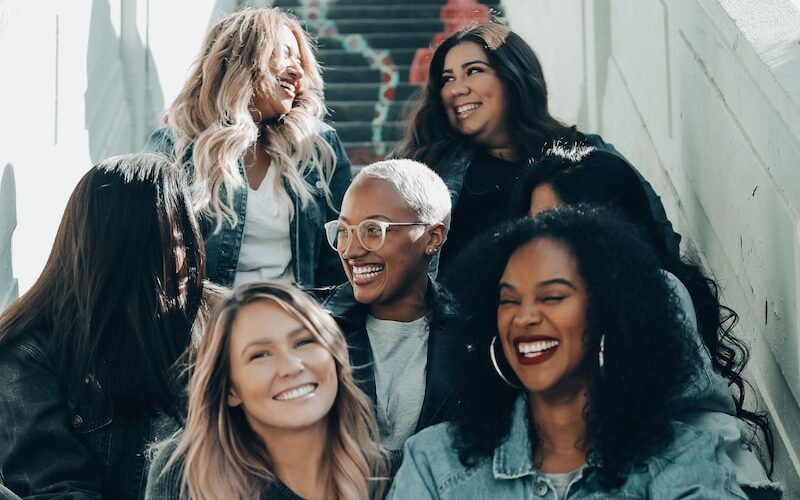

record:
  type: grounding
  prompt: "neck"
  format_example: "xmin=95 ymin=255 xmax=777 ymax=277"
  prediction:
xmin=369 ymin=275 xmax=429 ymax=322
xmin=260 ymin=420 xmax=329 ymax=499
xmin=528 ymin=380 xmax=590 ymax=473
xmin=484 ymin=144 xmax=519 ymax=162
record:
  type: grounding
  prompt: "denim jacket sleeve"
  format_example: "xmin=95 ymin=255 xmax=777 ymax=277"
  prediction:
xmin=314 ymin=128 xmax=351 ymax=287
xmin=144 ymin=434 xmax=184 ymax=500
xmin=646 ymin=424 xmax=747 ymax=499
xmin=0 ymin=336 xmax=102 ymax=498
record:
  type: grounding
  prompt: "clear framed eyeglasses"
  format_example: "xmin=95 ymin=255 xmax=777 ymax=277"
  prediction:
xmin=324 ymin=219 xmax=427 ymax=252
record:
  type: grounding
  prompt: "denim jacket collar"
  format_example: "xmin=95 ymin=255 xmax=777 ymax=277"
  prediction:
xmin=492 ymin=395 xmax=538 ymax=480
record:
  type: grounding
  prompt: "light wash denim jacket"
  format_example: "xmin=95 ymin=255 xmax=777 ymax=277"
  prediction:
xmin=388 ymin=396 xmax=747 ymax=500
xmin=144 ymin=122 xmax=351 ymax=287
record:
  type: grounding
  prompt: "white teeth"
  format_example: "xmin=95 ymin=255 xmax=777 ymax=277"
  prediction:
xmin=456 ymin=103 xmax=480 ymax=115
xmin=274 ymin=384 xmax=316 ymax=401
xmin=517 ymin=340 xmax=559 ymax=355
xmin=352 ymin=265 xmax=384 ymax=278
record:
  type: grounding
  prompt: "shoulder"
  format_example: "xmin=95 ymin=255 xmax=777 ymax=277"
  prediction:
xmin=145 ymin=432 xmax=185 ymax=499
xmin=644 ymin=422 xmax=744 ymax=493
xmin=394 ymin=423 xmax=491 ymax=495
xmin=0 ymin=330 xmax=49 ymax=367
xmin=144 ymin=127 xmax=176 ymax=155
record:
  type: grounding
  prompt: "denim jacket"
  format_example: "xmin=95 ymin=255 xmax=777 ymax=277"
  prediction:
xmin=430 ymin=132 xmax=681 ymax=277
xmin=0 ymin=331 xmax=180 ymax=499
xmin=387 ymin=396 xmax=747 ymax=500
xmin=144 ymin=123 xmax=351 ymax=287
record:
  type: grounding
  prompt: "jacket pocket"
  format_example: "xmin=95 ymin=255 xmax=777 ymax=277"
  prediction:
xmin=68 ymin=378 xmax=114 ymax=466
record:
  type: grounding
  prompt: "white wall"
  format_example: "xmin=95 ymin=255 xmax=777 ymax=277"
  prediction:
xmin=504 ymin=0 xmax=800 ymax=494
xmin=0 ymin=0 xmax=237 ymax=299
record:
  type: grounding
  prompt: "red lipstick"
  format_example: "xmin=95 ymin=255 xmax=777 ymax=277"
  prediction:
xmin=513 ymin=335 xmax=560 ymax=366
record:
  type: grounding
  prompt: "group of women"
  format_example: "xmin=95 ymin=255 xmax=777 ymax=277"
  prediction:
xmin=0 ymin=6 xmax=780 ymax=500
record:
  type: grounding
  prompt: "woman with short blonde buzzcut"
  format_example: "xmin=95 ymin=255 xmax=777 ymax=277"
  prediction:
xmin=146 ymin=7 xmax=352 ymax=288
xmin=145 ymin=282 xmax=389 ymax=500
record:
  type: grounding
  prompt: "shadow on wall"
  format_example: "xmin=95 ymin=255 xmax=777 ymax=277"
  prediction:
xmin=0 ymin=164 xmax=19 ymax=312
xmin=86 ymin=0 xmax=164 ymax=164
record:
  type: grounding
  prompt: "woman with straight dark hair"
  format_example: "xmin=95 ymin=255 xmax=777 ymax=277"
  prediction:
xmin=395 ymin=22 xmax=679 ymax=277
xmin=0 ymin=154 xmax=205 ymax=499
xmin=389 ymin=207 xmax=747 ymax=499
xmin=506 ymin=144 xmax=778 ymax=499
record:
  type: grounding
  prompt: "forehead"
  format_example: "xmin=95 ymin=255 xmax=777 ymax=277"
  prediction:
xmin=502 ymin=238 xmax=581 ymax=285
xmin=340 ymin=177 xmax=415 ymax=220
xmin=229 ymin=300 xmax=304 ymax=347
xmin=443 ymin=41 xmax=489 ymax=69
xmin=277 ymin=24 xmax=300 ymax=51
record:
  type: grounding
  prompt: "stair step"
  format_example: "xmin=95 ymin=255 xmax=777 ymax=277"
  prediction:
xmin=325 ymin=65 xmax=411 ymax=84
xmin=325 ymin=82 xmax=422 ymax=102
xmin=339 ymin=141 xmax=395 ymax=168
xmin=275 ymin=0 xmax=499 ymax=5
xmin=319 ymin=48 xmax=419 ymax=67
xmin=333 ymin=121 xmax=405 ymax=143
xmin=315 ymin=5 xmax=443 ymax=20
xmin=329 ymin=19 xmax=444 ymax=34
xmin=319 ymin=33 xmax=433 ymax=50
xmin=327 ymin=101 xmax=411 ymax=122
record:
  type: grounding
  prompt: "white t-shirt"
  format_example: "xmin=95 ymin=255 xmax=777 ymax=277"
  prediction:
xmin=234 ymin=167 xmax=293 ymax=286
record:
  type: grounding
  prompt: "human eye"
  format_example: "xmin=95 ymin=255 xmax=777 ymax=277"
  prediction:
xmin=295 ymin=336 xmax=316 ymax=348
xmin=498 ymin=294 xmax=520 ymax=306
xmin=249 ymin=350 xmax=271 ymax=361
xmin=540 ymin=292 xmax=566 ymax=303
xmin=441 ymin=73 xmax=454 ymax=84
xmin=364 ymin=222 xmax=383 ymax=235
xmin=466 ymin=65 xmax=484 ymax=76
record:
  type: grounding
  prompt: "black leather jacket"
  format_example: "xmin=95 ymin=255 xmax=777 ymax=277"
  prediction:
xmin=316 ymin=280 xmax=472 ymax=434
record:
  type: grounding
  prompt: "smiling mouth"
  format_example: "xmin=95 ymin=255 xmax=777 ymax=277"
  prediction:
xmin=514 ymin=338 xmax=560 ymax=365
xmin=278 ymin=80 xmax=296 ymax=97
xmin=273 ymin=383 xmax=317 ymax=401
xmin=351 ymin=264 xmax=384 ymax=282
xmin=455 ymin=103 xmax=480 ymax=117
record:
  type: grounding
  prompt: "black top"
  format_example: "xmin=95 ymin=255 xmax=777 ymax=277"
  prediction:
xmin=438 ymin=148 xmax=525 ymax=277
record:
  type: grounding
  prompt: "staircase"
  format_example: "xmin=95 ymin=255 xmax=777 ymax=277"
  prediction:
xmin=271 ymin=0 xmax=503 ymax=166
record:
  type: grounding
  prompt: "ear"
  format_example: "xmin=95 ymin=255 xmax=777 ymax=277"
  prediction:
xmin=424 ymin=223 xmax=446 ymax=252
xmin=227 ymin=385 xmax=243 ymax=408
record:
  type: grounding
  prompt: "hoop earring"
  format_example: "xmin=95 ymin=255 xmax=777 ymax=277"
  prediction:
xmin=490 ymin=336 xmax=522 ymax=389
xmin=598 ymin=333 xmax=606 ymax=371
xmin=249 ymin=107 xmax=263 ymax=124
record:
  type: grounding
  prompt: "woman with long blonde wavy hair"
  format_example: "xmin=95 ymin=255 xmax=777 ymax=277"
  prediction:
xmin=145 ymin=282 xmax=388 ymax=500
xmin=146 ymin=7 xmax=352 ymax=288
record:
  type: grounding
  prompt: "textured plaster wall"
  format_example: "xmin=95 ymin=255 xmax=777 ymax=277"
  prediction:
xmin=504 ymin=0 xmax=800 ymax=493
xmin=0 ymin=0 xmax=237 ymax=299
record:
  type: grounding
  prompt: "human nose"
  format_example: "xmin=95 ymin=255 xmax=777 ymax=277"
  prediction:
xmin=512 ymin=297 xmax=542 ymax=328
xmin=284 ymin=58 xmax=304 ymax=82
xmin=450 ymin=76 xmax=469 ymax=97
xmin=276 ymin=350 xmax=304 ymax=377
xmin=341 ymin=227 xmax=368 ymax=259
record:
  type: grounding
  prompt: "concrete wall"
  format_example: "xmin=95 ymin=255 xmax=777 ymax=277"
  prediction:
xmin=0 ymin=0 xmax=238 ymax=300
xmin=504 ymin=0 xmax=800 ymax=493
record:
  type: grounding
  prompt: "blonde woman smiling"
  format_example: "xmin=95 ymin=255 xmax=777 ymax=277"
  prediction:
xmin=146 ymin=7 xmax=352 ymax=288
xmin=145 ymin=282 xmax=388 ymax=500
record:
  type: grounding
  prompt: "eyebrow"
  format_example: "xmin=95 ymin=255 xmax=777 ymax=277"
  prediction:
xmin=240 ymin=326 xmax=309 ymax=356
xmin=338 ymin=215 xmax=392 ymax=223
xmin=442 ymin=60 xmax=490 ymax=72
xmin=498 ymin=278 xmax=577 ymax=292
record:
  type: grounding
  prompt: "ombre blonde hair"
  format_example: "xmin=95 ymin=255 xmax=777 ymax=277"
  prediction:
xmin=168 ymin=282 xmax=386 ymax=500
xmin=164 ymin=7 xmax=335 ymax=231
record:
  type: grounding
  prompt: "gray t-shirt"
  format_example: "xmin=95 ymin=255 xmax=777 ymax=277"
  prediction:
xmin=365 ymin=314 xmax=429 ymax=450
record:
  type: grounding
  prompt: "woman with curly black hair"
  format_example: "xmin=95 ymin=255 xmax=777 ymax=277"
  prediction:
xmin=388 ymin=207 xmax=747 ymax=499
xmin=507 ymin=145 xmax=778 ymax=499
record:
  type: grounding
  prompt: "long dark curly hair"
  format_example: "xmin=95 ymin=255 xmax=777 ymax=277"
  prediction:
xmin=394 ymin=22 xmax=574 ymax=170
xmin=508 ymin=144 xmax=773 ymax=468
xmin=445 ymin=206 xmax=701 ymax=488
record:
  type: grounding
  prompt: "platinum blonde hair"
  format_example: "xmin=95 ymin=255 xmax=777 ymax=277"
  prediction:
xmin=164 ymin=7 xmax=335 ymax=231
xmin=168 ymin=282 xmax=386 ymax=500
xmin=355 ymin=159 xmax=452 ymax=231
